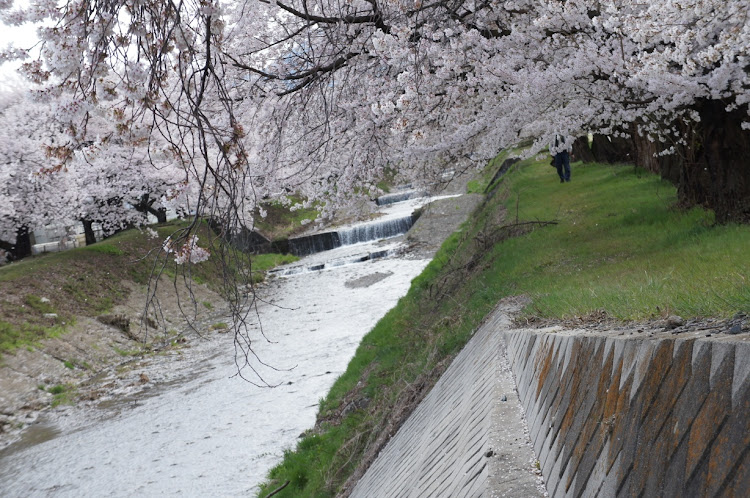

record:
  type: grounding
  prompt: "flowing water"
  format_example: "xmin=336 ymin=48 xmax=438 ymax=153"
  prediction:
xmin=0 ymin=200 xmax=433 ymax=497
xmin=287 ymin=195 xmax=439 ymax=256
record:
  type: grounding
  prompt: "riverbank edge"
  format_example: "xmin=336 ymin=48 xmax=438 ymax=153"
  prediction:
xmin=349 ymin=298 xmax=547 ymax=497
xmin=258 ymin=156 xmax=749 ymax=497
xmin=351 ymin=302 xmax=750 ymax=496
xmin=0 ymin=218 xmax=300 ymax=448
xmin=0 ymin=279 xmax=230 ymax=450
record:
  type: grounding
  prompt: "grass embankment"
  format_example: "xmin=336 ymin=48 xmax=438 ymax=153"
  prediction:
xmin=259 ymin=157 xmax=749 ymax=497
xmin=253 ymin=197 xmax=320 ymax=241
xmin=0 ymin=220 xmax=297 ymax=355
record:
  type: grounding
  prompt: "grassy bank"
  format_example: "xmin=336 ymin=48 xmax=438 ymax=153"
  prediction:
xmin=259 ymin=157 xmax=749 ymax=497
xmin=0 ymin=220 xmax=297 ymax=355
xmin=253 ymin=197 xmax=320 ymax=241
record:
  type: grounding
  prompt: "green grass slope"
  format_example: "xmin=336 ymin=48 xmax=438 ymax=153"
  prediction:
xmin=259 ymin=157 xmax=749 ymax=497
xmin=484 ymin=159 xmax=749 ymax=319
xmin=0 ymin=220 xmax=297 ymax=355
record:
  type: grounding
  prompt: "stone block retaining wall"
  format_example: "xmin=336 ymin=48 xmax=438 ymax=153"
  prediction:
xmin=504 ymin=328 xmax=750 ymax=497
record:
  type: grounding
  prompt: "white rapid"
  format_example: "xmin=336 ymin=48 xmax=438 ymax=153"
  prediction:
xmin=0 ymin=239 xmax=429 ymax=496
xmin=286 ymin=194 xmax=457 ymax=256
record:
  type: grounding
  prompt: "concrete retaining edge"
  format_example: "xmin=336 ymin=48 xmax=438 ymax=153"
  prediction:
xmin=504 ymin=327 xmax=750 ymax=497
xmin=351 ymin=303 xmax=544 ymax=497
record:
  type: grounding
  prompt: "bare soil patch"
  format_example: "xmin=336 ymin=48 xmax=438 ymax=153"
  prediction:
xmin=514 ymin=309 xmax=750 ymax=337
xmin=0 ymin=279 xmax=227 ymax=449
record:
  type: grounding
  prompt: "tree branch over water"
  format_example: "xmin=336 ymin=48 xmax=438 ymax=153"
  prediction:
xmin=3 ymin=0 xmax=749 ymax=377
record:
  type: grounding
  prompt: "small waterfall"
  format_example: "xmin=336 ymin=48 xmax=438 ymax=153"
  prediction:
xmin=287 ymin=231 xmax=341 ymax=256
xmin=287 ymin=215 xmax=416 ymax=257
xmin=338 ymin=216 xmax=415 ymax=246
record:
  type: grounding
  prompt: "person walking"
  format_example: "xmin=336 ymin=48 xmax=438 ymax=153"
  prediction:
xmin=551 ymin=135 xmax=572 ymax=183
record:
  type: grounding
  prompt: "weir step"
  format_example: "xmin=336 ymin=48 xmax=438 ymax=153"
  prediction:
xmin=288 ymin=215 xmax=417 ymax=256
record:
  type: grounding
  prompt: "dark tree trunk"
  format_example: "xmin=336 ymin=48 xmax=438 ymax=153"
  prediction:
xmin=15 ymin=227 xmax=32 ymax=259
xmin=631 ymin=123 xmax=682 ymax=185
xmin=0 ymin=226 xmax=33 ymax=260
xmin=153 ymin=208 xmax=168 ymax=224
xmin=631 ymin=101 xmax=750 ymax=222
xmin=591 ymin=134 xmax=634 ymax=164
xmin=658 ymin=150 xmax=683 ymax=186
xmin=141 ymin=206 xmax=168 ymax=224
xmin=134 ymin=194 xmax=168 ymax=223
xmin=81 ymin=219 xmax=97 ymax=246
xmin=676 ymin=101 xmax=750 ymax=223
xmin=631 ymin=128 xmax=659 ymax=175
xmin=0 ymin=239 xmax=11 ymax=262
xmin=571 ymin=136 xmax=595 ymax=163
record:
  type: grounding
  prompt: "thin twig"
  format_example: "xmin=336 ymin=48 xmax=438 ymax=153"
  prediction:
xmin=264 ymin=480 xmax=290 ymax=498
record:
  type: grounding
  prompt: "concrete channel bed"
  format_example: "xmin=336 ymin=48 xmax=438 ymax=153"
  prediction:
xmin=353 ymin=304 xmax=750 ymax=497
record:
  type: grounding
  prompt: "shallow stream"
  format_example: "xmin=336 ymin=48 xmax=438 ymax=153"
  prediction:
xmin=0 ymin=215 xmax=430 ymax=496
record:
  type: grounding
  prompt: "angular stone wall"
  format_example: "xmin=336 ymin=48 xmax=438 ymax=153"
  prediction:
xmin=504 ymin=328 xmax=750 ymax=497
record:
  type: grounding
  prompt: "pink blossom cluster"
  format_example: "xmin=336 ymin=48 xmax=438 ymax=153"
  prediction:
xmin=0 ymin=0 xmax=747 ymax=234
xmin=0 ymin=86 xmax=193 ymax=245
xmin=163 ymin=235 xmax=210 ymax=265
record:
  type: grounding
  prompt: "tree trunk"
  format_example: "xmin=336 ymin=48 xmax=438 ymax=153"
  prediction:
xmin=631 ymin=127 xmax=659 ymax=175
xmin=631 ymin=122 xmax=682 ymax=185
xmin=676 ymin=101 xmax=750 ymax=223
xmin=153 ymin=208 xmax=167 ymax=224
xmin=591 ymin=134 xmax=633 ymax=164
xmin=135 ymin=194 xmax=168 ymax=223
xmin=0 ymin=226 xmax=33 ymax=260
xmin=141 ymin=205 xmax=168 ymax=224
xmin=629 ymin=102 xmax=750 ymax=222
xmin=15 ymin=227 xmax=32 ymax=259
xmin=571 ymin=136 xmax=595 ymax=163
xmin=82 ymin=219 xmax=97 ymax=246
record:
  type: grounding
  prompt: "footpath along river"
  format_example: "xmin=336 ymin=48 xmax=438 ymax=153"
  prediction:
xmin=0 ymin=194 xmax=465 ymax=496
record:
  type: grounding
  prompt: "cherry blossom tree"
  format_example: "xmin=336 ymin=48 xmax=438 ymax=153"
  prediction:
xmin=2 ymin=0 xmax=748 ymax=377
xmin=0 ymin=85 xmax=190 ymax=254
xmin=4 ymin=0 xmax=747 ymax=221
xmin=0 ymin=86 xmax=69 ymax=259
xmin=64 ymin=116 xmax=190 ymax=242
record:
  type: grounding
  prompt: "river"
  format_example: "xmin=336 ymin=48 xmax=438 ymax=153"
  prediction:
xmin=0 ymin=202 xmax=434 ymax=496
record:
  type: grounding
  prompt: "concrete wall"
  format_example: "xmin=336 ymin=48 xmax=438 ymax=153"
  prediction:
xmin=351 ymin=305 xmax=544 ymax=497
xmin=504 ymin=328 xmax=750 ymax=497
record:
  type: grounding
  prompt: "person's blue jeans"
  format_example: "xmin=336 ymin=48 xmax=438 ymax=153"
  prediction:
xmin=555 ymin=151 xmax=571 ymax=182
